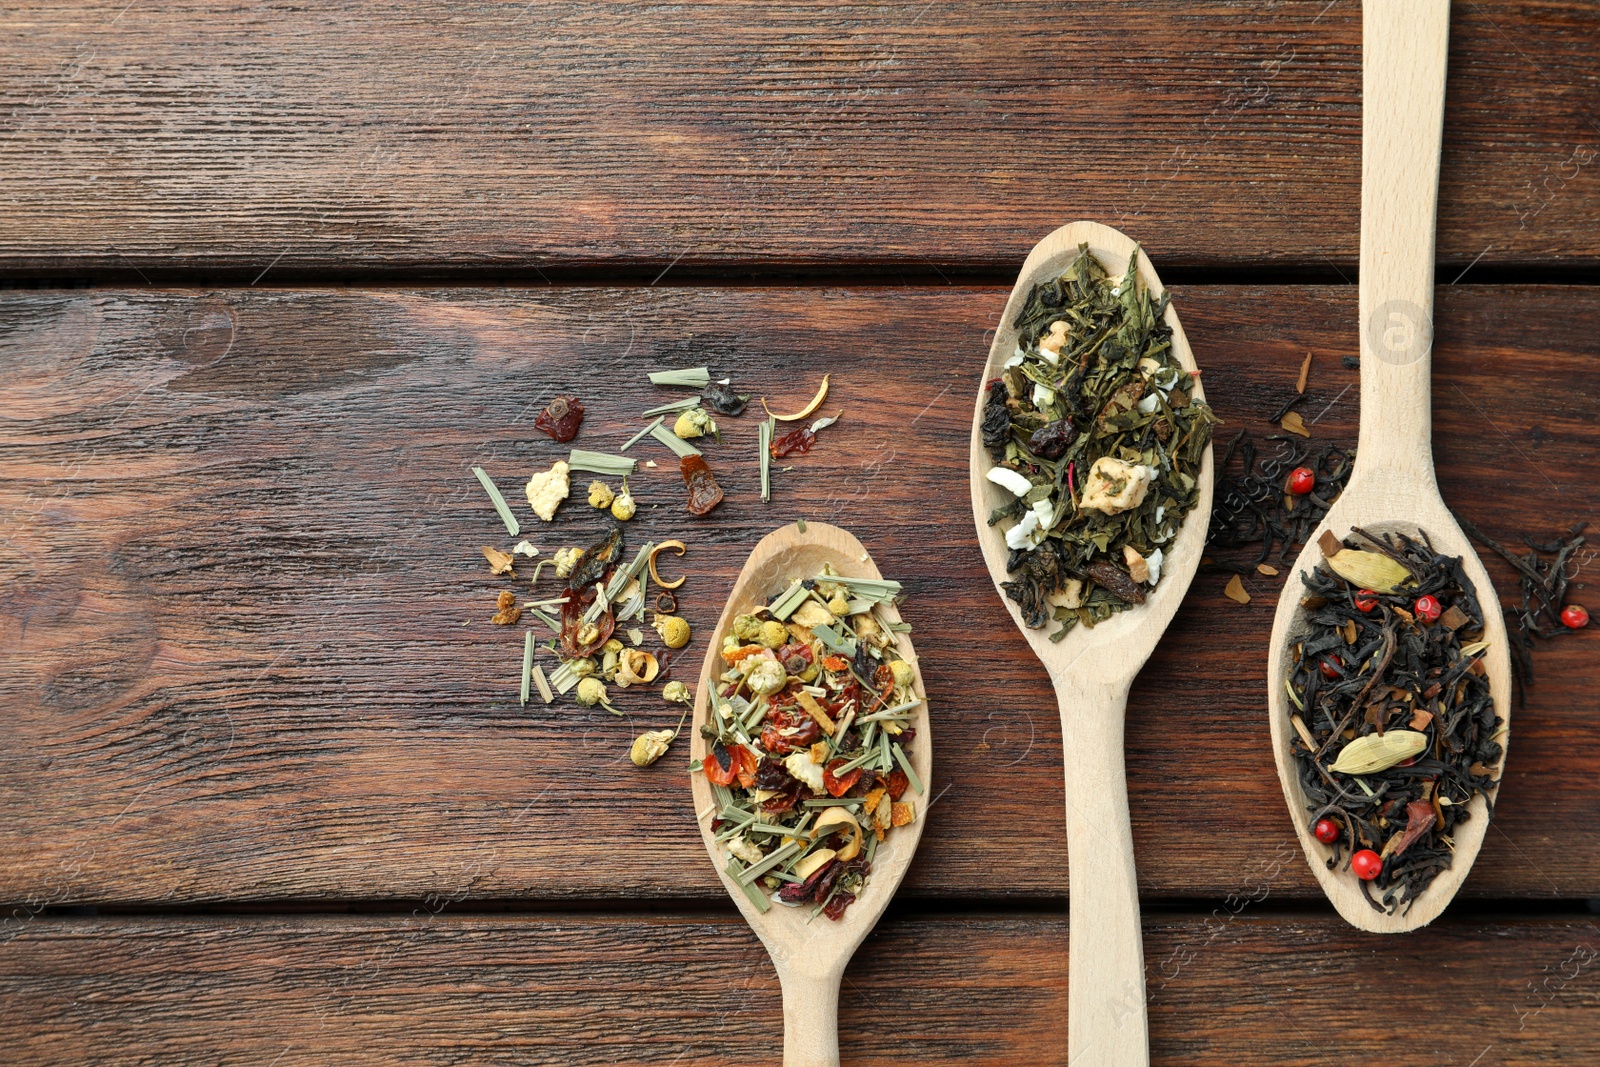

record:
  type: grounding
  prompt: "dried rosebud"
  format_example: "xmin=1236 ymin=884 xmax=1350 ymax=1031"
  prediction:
xmin=629 ymin=728 xmax=675 ymax=767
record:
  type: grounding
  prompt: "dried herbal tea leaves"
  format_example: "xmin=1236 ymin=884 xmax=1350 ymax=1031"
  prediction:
xmin=1285 ymin=527 xmax=1503 ymax=916
xmin=704 ymin=564 xmax=919 ymax=921
xmin=983 ymin=244 xmax=1215 ymax=638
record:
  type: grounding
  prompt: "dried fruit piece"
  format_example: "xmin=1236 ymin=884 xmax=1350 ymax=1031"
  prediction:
xmin=680 ymin=454 xmax=724 ymax=515
xmin=524 ymin=461 xmax=571 ymax=522
xmin=534 ymin=395 xmax=585 ymax=443
xmin=762 ymin=374 xmax=830 ymax=422
xmin=482 ymin=546 xmax=516 ymax=575
xmin=491 ymin=590 xmax=521 ymax=625
xmin=648 ymin=541 xmax=687 ymax=590
xmin=1224 ymin=574 xmax=1251 ymax=604
xmin=770 ymin=426 xmax=817 ymax=457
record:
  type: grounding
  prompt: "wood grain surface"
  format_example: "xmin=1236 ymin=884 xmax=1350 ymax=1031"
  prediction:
xmin=2 ymin=283 xmax=1594 ymax=907
xmin=4 ymin=1 xmax=1600 ymax=278
xmin=5 ymin=910 xmax=1598 ymax=1065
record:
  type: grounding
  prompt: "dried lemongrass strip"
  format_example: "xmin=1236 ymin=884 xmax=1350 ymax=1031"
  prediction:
xmin=648 ymin=366 xmax=711 ymax=388
xmin=649 ymin=423 xmax=701 ymax=458
xmin=768 ymin=579 xmax=811 ymax=620
xmin=531 ymin=662 xmax=554 ymax=705
xmin=621 ymin=416 xmax=665 ymax=452
xmin=726 ymin=859 xmax=773 ymax=913
xmin=520 ymin=630 xmax=535 ymax=706
xmin=567 ymin=449 xmax=636 ymax=476
xmin=641 ymin=397 xmax=701 ymax=417
xmin=471 ymin=466 xmax=521 ymax=536
xmin=892 ymin=743 xmax=923 ymax=795
xmin=758 ymin=417 xmax=773 ymax=501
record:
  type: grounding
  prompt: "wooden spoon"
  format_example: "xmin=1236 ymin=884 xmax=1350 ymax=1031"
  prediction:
xmin=1265 ymin=0 xmax=1511 ymax=932
xmin=690 ymin=521 xmax=931 ymax=1067
xmin=968 ymin=221 xmax=1213 ymax=1067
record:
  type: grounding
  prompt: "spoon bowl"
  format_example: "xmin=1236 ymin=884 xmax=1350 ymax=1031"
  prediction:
xmin=1265 ymin=0 xmax=1511 ymax=933
xmin=690 ymin=521 xmax=930 ymax=1067
xmin=968 ymin=220 xmax=1212 ymax=1067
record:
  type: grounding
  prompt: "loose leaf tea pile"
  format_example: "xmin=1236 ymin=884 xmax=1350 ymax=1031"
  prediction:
xmin=1208 ymin=431 xmax=1355 ymax=572
xmin=702 ymin=568 xmax=921 ymax=922
xmin=982 ymin=245 xmax=1215 ymax=638
xmin=1456 ymin=516 xmax=1590 ymax=694
xmin=1286 ymin=528 xmax=1504 ymax=915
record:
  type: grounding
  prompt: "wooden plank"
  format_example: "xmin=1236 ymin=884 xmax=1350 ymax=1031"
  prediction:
xmin=4 ymin=911 xmax=1597 ymax=1064
xmin=2 ymin=1 xmax=1599 ymax=277
xmin=1 ymin=284 xmax=1596 ymax=906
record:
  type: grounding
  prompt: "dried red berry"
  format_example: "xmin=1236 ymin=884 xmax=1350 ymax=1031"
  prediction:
xmin=1414 ymin=595 xmax=1442 ymax=623
xmin=1354 ymin=589 xmax=1379 ymax=613
xmin=1351 ymin=849 xmax=1383 ymax=880
xmin=1286 ymin=466 xmax=1315 ymax=495
xmin=1561 ymin=604 xmax=1590 ymax=629
xmin=1320 ymin=658 xmax=1342 ymax=680
xmin=1313 ymin=818 xmax=1340 ymax=844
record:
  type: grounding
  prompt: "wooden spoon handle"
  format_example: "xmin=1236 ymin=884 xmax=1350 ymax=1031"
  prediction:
xmin=779 ymin=965 xmax=842 ymax=1067
xmin=1054 ymin=670 xmax=1148 ymax=1067
xmin=1355 ymin=0 xmax=1450 ymax=490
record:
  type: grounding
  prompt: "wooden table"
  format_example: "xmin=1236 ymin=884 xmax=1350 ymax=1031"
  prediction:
xmin=4 ymin=3 xmax=1598 ymax=1063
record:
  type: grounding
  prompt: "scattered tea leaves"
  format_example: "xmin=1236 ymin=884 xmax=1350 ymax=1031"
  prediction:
xmin=1280 ymin=410 xmax=1310 ymax=437
xmin=1296 ymin=351 xmax=1313 ymax=394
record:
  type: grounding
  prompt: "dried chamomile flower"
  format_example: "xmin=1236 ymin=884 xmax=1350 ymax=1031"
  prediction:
xmin=524 ymin=460 xmax=571 ymax=522
xmin=673 ymin=407 xmax=717 ymax=440
xmin=758 ymin=620 xmax=789 ymax=649
xmin=553 ymin=546 xmax=582 ymax=578
xmin=629 ymin=729 xmax=675 ymax=767
xmin=888 ymin=659 xmax=915 ymax=687
xmin=654 ymin=614 xmax=691 ymax=649
xmin=569 ymin=657 xmax=598 ymax=679
xmin=662 ymin=680 xmax=692 ymax=705
xmin=610 ymin=482 xmax=637 ymax=521
xmin=575 ymin=676 xmax=607 ymax=706
xmin=745 ymin=658 xmax=787 ymax=695
xmin=731 ymin=614 xmax=763 ymax=642
xmin=588 ymin=480 xmax=615 ymax=509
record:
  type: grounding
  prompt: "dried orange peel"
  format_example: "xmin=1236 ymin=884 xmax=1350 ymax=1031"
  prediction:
xmin=648 ymin=540 xmax=687 ymax=589
xmin=761 ymin=374 xmax=830 ymax=421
